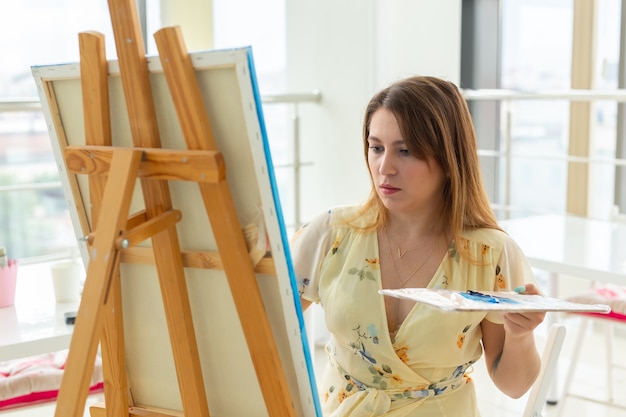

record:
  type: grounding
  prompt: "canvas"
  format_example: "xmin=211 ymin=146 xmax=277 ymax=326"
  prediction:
xmin=31 ymin=46 xmax=320 ymax=417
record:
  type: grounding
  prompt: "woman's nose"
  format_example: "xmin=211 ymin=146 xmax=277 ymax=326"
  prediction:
xmin=379 ymin=153 xmax=396 ymax=175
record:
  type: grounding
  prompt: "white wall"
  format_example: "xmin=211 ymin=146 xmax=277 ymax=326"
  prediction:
xmin=286 ymin=0 xmax=462 ymax=222
xmin=159 ymin=0 xmax=214 ymax=51
xmin=159 ymin=0 xmax=462 ymax=223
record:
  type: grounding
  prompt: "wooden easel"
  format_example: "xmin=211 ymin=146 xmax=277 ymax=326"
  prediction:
xmin=53 ymin=1 xmax=298 ymax=416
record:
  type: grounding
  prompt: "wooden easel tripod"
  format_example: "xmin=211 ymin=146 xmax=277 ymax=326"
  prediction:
xmin=52 ymin=1 xmax=299 ymax=416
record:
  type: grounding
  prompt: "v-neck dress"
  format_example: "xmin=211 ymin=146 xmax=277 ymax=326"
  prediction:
xmin=290 ymin=206 xmax=536 ymax=417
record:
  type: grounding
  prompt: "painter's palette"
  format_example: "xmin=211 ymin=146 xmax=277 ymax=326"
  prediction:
xmin=380 ymin=288 xmax=611 ymax=313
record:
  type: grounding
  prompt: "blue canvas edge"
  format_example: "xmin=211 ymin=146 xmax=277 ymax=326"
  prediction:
xmin=245 ymin=47 xmax=322 ymax=416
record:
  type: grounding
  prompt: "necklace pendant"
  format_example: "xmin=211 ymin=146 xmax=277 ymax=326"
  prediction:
xmin=397 ymin=247 xmax=406 ymax=258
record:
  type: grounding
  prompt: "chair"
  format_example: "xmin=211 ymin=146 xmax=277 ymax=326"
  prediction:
xmin=522 ymin=323 xmax=567 ymax=417
xmin=556 ymin=205 xmax=626 ymax=413
xmin=557 ymin=287 xmax=626 ymax=413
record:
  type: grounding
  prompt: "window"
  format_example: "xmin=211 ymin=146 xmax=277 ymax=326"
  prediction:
xmin=500 ymin=0 xmax=574 ymax=216
xmin=0 ymin=1 xmax=154 ymax=261
xmin=464 ymin=0 xmax=624 ymax=219
xmin=1 ymin=0 xmax=295 ymax=261
xmin=213 ymin=0 xmax=303 ymax=231
xmin=501 ymin=0 xmax=622 ymax=218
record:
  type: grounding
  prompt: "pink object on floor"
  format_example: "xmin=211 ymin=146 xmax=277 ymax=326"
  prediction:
xmin=0 ymin=349 xmax=103 ymax=410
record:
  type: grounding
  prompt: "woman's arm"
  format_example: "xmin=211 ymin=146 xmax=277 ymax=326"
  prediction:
xmin=300 ymin=298 xmax=312 ymax=311
xmin=480 ymin=283 xmax=545 ymax=398
xmin=289 ymin=210 xmax=334 ymax=310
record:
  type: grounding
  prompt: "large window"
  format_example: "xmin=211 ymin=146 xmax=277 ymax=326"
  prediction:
xmin=503 ymin=0 xmax=621 ymax=219
xmin=0 ymin=1 xmax=115 ymax=260
xmin=465 ymin=0 xmax=624 ymax=219
xmin=1 ymin=0 xmax=292 ymax=261
xmin=213 ymin=0 xmax=298 ymax=231
xmin=500 ymin=0 xmax=574 ymax=215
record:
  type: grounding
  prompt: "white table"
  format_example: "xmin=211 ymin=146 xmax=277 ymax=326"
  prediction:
xmin=499 ymin=213 xmax=626 ymax=287
xmin=499 ymin=213 xmax=626 ymax=403
xmin=0 ymin=263 xmax=80 ymax=362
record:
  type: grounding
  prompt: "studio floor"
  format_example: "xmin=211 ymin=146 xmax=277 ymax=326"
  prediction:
xmin=2 ymin=315 xmax=625 ymax=417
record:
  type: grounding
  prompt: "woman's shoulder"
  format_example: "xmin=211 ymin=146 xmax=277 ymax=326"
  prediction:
xmin=298 ymin=204 xmax=372 ymax=229
xmin=295 ymin=205 xmax=365 ymax=237
xmin=461 ymin=227 xmax=512 ymax=249
xmin=328 ymin=204 xmax=372 ymax=226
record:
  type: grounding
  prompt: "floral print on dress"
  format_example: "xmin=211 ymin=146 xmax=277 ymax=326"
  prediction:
xmin=496 ymin=264 xmax=507 ymax=289
xmin=331 ymin=238 xmax=340 ymax=254
xmin=394 ymin=343 xmax=410 ymax=364
xmin=347 ymin=257 xmax=379 ymax=282
xmin=342 ymin=324 xmax=403 ymax=393
xmin=349 ymin=324 xmax=378 ymax=363
xmin=457 ymin=324 xmax=472 ymax=349
xmin=322 ymin=303 xmax=504 ymax=408
xmin=448 ymin=240 xmax=460 ymax=263
xmin=297 ymin=277 xmax=310 ymax=297
xmin=292 ymin=206 xmax=535 ymax=415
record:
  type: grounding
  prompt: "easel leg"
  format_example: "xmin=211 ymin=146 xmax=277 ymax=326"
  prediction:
xmin=79 ymin=30 xmax=131 ymax=417
xmin=55 ymin=149 xmax=143 ymax=417
xmin=154 ymin=26 xmax=297 ymax=417
xmin=106 ymin=1 xmax=211 ymax=414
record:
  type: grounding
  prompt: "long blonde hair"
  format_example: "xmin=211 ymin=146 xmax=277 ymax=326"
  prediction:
xmin=355 ymin=76 xmax=501 ymax=260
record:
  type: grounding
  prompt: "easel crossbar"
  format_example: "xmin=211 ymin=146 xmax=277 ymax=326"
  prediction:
xmin=64 ymin=145 xmax=226 ymax=183
xmin=119 ymin=246 xmax=275 ymax=274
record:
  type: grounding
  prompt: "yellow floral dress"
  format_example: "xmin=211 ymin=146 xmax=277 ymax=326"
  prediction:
xmin=290 ymin=206 xmax=536 ymax=417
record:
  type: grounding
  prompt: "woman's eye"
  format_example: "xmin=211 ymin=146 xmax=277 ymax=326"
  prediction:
xmin=369 ymin=146 xmax=383 ymax=153
xmin=399 ymin=149 xmax=410 ymax=156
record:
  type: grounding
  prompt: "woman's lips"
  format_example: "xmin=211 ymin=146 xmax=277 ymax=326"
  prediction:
xmin=379 ymin=183 xmax=400 ymax=195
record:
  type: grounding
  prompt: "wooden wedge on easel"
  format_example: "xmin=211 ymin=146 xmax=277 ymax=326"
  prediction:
xmin=51 ymin=0 xmax=302 ymax=416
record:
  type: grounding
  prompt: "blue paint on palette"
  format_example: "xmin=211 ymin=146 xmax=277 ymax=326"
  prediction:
xmin=460 ymin=290 xmax=520 ymax=304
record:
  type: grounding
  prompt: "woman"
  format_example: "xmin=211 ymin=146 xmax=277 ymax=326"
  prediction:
xmin=290 ymin=76 xmax=545 ymax=416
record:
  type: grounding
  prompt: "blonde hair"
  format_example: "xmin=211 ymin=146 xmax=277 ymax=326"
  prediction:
xmin=354 ymin=76 xmax=501 ymax=260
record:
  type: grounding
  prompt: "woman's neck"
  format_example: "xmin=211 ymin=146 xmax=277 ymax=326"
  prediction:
xmin=384 ymin=211 xmax=446 ymax=241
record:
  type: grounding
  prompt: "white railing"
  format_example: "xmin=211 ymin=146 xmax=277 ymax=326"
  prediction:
xmin=7 ymin=88 xmax=625 ymax=240
xmin=462 ymin=88 xmax=626 ymax=217
xmin=463 ymin=88 xmax=626 ymax=102
xmin=262 ymin=91 xmax=321 ymax=229
xmin=0 ymin=92 xmax=322 ymax=261
xmin=463 ymin=88 xmax=626 ymax=168
xmin=0 ymin=98 xmax=41 ymax=112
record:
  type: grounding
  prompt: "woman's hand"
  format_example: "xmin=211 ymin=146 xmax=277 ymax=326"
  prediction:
xmin=502 ymin=283 xmax=545 ymax=338
xmin=482 ymin=282 xmax=546 ymax=398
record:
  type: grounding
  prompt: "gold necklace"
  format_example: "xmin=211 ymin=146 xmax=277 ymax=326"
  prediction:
xmin=383 ymin=228 xmax=435 ymax=287
xmin=384 ymin=227 xmax=425 ymax=258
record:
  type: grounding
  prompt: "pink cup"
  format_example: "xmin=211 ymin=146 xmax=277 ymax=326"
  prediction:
xmin=0 ymin=261 xmax=18 ymax=308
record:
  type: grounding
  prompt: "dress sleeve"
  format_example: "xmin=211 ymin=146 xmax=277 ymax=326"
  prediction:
xmin=486 ymin=234 xmax=539 ymax=323
xmin=495 ymin=234 xmax=538 ymax=292
xmin=289 ymin=210 xmax=334 ymax=303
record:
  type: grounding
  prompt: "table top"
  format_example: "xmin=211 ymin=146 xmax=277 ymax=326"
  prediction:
xmin=499 ymin=214 xmax=626 ymax=285
xmin=0 ymin=262 xmax=80 ymax=362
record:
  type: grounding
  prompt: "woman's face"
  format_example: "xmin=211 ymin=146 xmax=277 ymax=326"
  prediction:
xmin=367 ymin=107 xmax=447 ymax=216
